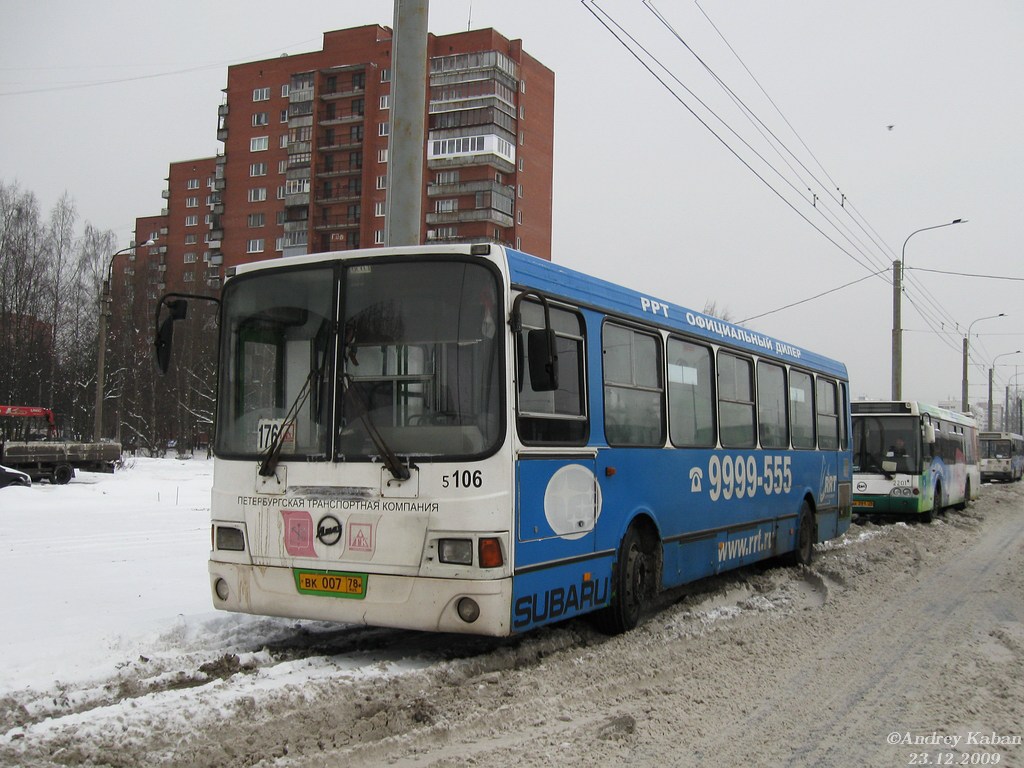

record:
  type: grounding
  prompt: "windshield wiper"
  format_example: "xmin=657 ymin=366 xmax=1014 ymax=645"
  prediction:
xmin=342 ymin=373 xmax=411 ymax=481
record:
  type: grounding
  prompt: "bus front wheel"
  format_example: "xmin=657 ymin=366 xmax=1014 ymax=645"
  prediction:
xmin=595 ymin=525 xmax=656 ymax=635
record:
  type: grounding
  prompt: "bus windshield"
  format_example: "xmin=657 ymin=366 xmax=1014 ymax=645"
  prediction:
xmin=981 ymin=439 xmax=1012 ymax=459
xmin=852 ymin=415 xmax=920 ymax=474
xmin=216 ymin=266 xmax=334 ymax=459
xmin=338 ymin=260 xmax=502 ymax=460
xmin=215 ymin=260 xmax=503 ymax=462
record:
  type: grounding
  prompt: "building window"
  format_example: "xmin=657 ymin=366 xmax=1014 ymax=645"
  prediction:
xmin=519 ymin=105 xmax=525 ymax=119
xmin=278 ymin=160 xmax=287 ymax=174
xmin=276 ymin=236 xmax=286 ymax=252
xmin=250 ymin=162 xmax=268 ymax=177
xmin=435 ymin=199 xmax=457 ymax=213
xmin=381 ymin=68 xmax=390 ymax=82
xmin=281 ymin=84 xmax=290 ymax=98
xmin=185 ymin=215 xmax=198 ymax=227
xmin=247 ymin=239 xmax=265 ymax=254
xmin=519 ymin=131 xmax=525 ymax=145
xmin=248 ymin=187 xmax=267 ymax=202
xmin=437 ymin=170 xmax=459 ymax=185
xmin=374 ymin=202 xmax=385 ymax=217
xmin=376 ymin=175 xmax=387 ymax=190
xmin=183 ymin=270 xmax=195 ymax=282
xmin=378 ymin=122 xmax=389 ymax=137
xmin=185 ymin=196 xmax=198 ymax=208
xmin=517 ymin=210 xmax=523 ymax=225
xmin=184 ymin=252 xmax=197 ymax=263
xmin=277 ymin=185 xmax=286 ymax=200
xmin=250 ymin=136 xmax=269 ymax=152
xmin=248 ymin=213 xmax=265 ymax=227
xmin=186 ymin=178 xmax=199 ymax=189
xmin=184 ymin=234 xmax=198 ymax=245
xmin=517 ymin=184 xmax=523 ymax=198
xmin=279 ymin=109 xmax=288 ymax=123
xmin=253 ymin=87 xmax=270 ymax=102
xmin=280 ymin=134 xmax=288 ymax=149
xmin=252 ymin=112 xmax=268 ymax=126
xmin=374 ymin=230 xmax=385 ymax=245
xmin=378 ymin=148 xmax=388 ymax=163
xmin=380 ymin=94 xmax=390 ymax=110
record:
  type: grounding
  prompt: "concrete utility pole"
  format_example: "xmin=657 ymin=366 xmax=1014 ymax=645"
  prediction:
xmin=384 ymin=0 xmax=429 ymax=247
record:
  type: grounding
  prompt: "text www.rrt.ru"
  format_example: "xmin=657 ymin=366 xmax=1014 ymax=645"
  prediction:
xmin=718 ymin=529 xmax=775 ymax=563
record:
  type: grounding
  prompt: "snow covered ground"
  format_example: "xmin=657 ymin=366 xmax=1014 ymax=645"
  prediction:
xmin=0 ymin=457 xmax=216 ymax=690
xmin=1 ymin=459 xmax=1021 ymax=768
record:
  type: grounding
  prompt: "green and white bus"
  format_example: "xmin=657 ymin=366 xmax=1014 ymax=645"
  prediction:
xmin=852 ymin=401 xmax=980 ymax=521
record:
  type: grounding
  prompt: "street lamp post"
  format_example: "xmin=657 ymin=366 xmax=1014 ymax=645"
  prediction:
xmin=93 ymin=240 xmax=154 ymax=441
xmin=892 ymin=218 xmax=966 ymax=400
xmin=962 ymin=313 xmax=1005 ymax=412
xmin=988 ymin=351 xmax=1021 ymax=430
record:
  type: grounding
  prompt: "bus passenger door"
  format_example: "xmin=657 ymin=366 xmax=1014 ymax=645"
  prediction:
xmin=512 ymin=453 xmax=602 ymax=631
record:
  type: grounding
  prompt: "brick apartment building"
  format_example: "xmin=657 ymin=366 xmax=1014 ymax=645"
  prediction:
xmin=217 ymin=24 xmax=552 ymax=270
xmin=129 ymin=23 xmax=553 ymax=303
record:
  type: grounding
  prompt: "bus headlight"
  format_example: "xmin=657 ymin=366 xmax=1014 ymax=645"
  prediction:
xmin=438 ymin=538 xmax=473 ymax=565
xmin=215 ymin=525 xmax=246 ymax=551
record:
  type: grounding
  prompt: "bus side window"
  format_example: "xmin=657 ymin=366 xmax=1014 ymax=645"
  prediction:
xmin=816 ymin=378 xmax=840 ymax=450
xmin=668 ymin=338 xmax=715 ymax=447
xmin=516 ymin=299 xmax=588 ymax=445
xmin=756 ymin=360 xmax=788 ymax=449
xmin=718 ymin=352 xmax=755 ymax=448
xmin=790 ymin=370 xmax=815 ymax=449
xmin=603 ymin=323 xmax=664 ymax=447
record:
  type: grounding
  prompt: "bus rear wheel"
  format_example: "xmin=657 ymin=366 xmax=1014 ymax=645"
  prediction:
xmin=594 ymin=525 xmax=656 ymax=635
xmin=787 ymin=501 xmax=815 ymax=566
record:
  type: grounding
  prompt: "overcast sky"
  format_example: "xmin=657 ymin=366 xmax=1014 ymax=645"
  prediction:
xmin=2 ymin=0 xmax=1022 ymax=410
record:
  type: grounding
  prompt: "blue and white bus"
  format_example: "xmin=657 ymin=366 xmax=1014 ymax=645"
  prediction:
xmin=157 ymin=244 xmax=853 ymax=635
xmin=979 ymin=431 xmax=1024 ymax=483
xmin=851 ymin=401 xmax=980 ymax=521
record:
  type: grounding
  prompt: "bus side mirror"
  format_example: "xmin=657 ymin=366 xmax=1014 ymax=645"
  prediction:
xmin=527 ymin=328 xmax=558 ymax=391
xmin=923 ymin=424 xmax=936 ymax=444
xmin=154 ymin=298 xmax=188 ymax=375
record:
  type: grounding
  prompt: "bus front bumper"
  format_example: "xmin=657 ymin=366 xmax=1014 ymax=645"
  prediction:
xmin=209 ymin=560 xmax=513 ymax=636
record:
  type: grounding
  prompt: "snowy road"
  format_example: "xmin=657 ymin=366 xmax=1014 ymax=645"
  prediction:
xmin=0 ymin=461 xmax=1021 ymax=767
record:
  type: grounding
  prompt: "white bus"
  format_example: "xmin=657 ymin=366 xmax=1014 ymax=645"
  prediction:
xmin=157 ymin=244 xmax=853 ymax=636
xmin=978 ymin=431 xmax=1024 ymax=483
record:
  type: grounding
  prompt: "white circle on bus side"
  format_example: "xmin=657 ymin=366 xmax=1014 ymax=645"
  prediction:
xmin=543 ymin=464 xmax=602 ymax=540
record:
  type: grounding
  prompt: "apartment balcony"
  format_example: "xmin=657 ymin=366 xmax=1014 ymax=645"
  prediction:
xmin=315 ymin=191 xmax=362 ymax=205
xmin=317 ymin=138 xmax=363 ymax=152
xmin=319 ymin=85 xmax=365 ymax=102
xmin=427 ymin=179 xmax=513 ymax=198
xmin=283 ymin=220 xmax=309 ymax=234
xmin=318 ymin=113 xmax=365 ymax=127
xmin=285 ymin=192 xmax=310 ymax=207
xmin=314 ymin=214 xmax=361 ymax=230
xmin=426 ymin=209 xmax=513 ymax=228
xmin=316 ymin=166 xmax=362 ymax=179
xmin=161 ymin=189 xmax=170 ymax=199
xmin=428 ymin=153 xmax=515 ymax=175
